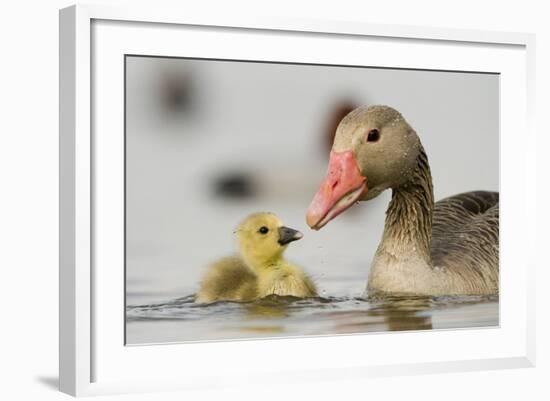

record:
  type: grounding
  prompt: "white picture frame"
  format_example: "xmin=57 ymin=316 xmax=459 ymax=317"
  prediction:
xmin=59 ymin=4 xmax=536 ymax=397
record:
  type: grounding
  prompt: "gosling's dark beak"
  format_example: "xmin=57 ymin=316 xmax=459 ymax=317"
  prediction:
xmin=278 ymin=226 xmax=303 ymax=246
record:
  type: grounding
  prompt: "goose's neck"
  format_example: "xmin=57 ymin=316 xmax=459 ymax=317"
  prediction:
xmin=379 ymin=146 xmax=434 ymax=263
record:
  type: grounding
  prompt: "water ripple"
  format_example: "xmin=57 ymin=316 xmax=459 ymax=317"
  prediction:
xmin=126 ymin=293 xmax=498 ymax=323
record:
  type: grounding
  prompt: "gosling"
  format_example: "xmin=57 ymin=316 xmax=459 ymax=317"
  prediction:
xmin=195 ymin=212 xmax=317 ymax=303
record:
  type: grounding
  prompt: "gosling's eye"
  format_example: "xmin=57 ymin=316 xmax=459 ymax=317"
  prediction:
xmin=366 ymin=129 xmax=380 ymax=142
xmin=258 ymin=226 xmax=269 ymax=234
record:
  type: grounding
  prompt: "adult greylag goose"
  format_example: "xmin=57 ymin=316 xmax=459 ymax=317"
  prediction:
xmin=306 ymin=105 xmax=498 ymax=296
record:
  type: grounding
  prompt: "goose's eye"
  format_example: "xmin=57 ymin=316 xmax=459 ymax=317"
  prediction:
xmin=366 ymin=129 xmax=380 ymax=142
xmin=258 ymin=226 xmax=269 ymax=235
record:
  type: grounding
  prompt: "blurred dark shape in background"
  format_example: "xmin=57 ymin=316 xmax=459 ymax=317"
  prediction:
xmin=210 ymin=101 xmax=360 ymax=201
xmin=323 ymin=101 xmax=358 ymax=155
xmin=160 ymin=71 xmax=195 ymax=115
xmin=213 ymin=171 xmax=258 ymax=199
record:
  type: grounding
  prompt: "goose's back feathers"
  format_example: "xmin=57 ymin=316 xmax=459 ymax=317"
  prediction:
xmin=431 ymin=191 xmax=499 ymax=294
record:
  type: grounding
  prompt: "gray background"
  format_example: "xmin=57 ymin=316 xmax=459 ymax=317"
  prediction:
xmin=125 ymin=56 xmax=499 ymax=305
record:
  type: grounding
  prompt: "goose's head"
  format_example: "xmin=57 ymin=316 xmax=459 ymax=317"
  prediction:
xmin=237 ymin=212 xmax=303 ymax=266
xmin=306 ymin=105 xmax=420 ymax=230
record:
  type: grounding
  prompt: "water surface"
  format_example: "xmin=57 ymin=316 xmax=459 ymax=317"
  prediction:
xmin=126 ymin=292 xmax=498 ymax=344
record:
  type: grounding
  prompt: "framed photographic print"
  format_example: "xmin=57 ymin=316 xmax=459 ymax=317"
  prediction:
xmin=59 ymin=4 xmax=536 ymax=396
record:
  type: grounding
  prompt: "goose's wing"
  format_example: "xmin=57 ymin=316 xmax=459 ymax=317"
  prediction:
xmin=196 ymin=256 xmax=258 ymax=303
xmin=431 ymin=191 xmax=499 ymax=292
xmin=435 ymin=191 xmax=498 ymax=215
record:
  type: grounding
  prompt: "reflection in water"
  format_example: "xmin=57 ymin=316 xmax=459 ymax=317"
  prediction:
xmin=376 ymin=296 xmax=434 ymax=331
xmin=244 ymin=298 xmax=291 ymax=319
xmin=324 ymin=296 xmax=435 ymax=333
xmin=126 ymin=294 xmax=498 ymax=344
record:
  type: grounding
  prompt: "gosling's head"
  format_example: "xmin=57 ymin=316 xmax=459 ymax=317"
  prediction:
xmin=306 ymin=105 xmax=421 ymax=230
xmin=236 ymin=212 xmax=303 ymax=267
